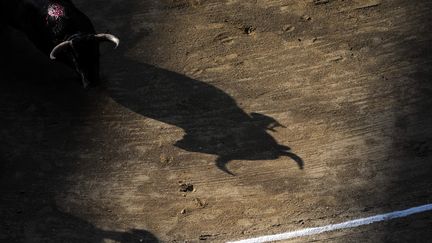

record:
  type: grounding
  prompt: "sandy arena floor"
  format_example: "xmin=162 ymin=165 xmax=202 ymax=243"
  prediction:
xmin=1 ymin=0 xmax=432 ymax=242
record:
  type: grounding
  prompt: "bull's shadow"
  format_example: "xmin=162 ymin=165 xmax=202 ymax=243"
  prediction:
xmin=106 ymin=45 xmax=303 ymax=175
xmin=71 ymin=0 xmax=304 ymax=175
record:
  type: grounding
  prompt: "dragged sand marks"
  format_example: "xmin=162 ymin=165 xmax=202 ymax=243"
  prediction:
xmin=204 ymin=53 xmax=239 ymax=73
xmin=182 ymin=51 xmax=240 ymax=77
xmin=214 ymin=31 xmax=238 ymax=45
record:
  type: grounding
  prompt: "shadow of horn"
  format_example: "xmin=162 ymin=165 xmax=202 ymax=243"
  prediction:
xmin=281 ymin=151 xmax=304 ymax=169
xmin=216 ymin=156 xmax=236 ymax=176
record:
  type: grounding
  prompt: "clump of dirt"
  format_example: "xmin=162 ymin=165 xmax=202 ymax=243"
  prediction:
xmin=179 ymin=183 xmax=194 ymax=192
xmin=193 ymin=198 xmax=207 ymax=208
xmin=243 ymin=25 xmax=256 ymax=35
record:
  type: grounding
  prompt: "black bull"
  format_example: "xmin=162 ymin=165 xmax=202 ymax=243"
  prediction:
xmin=0 ymin=0 xmax=119 ymax=87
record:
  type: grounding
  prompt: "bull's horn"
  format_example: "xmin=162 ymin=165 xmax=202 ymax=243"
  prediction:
xmin=94 ymin=34 xmax=120 ymax=48
xmin=50 ymin=40 xmax=72 ymax=60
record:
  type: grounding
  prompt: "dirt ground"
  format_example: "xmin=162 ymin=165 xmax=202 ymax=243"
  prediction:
xmin=1 ymin=0 xmax=432 ymax=242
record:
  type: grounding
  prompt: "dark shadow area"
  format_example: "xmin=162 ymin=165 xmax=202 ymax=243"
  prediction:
xmin=382 ymin=6 xmax=432 ymax=240
xmin=2 ymin=205 xmax=158 ymax=243
xmin=101 ymin=3 xmax=303 ymax=175
xmin=0 ymin=26 xmax=158 ymax=243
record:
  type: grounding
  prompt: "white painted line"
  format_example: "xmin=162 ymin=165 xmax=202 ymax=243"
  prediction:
xmin=227 ymin=203 xmax=432 ymax=243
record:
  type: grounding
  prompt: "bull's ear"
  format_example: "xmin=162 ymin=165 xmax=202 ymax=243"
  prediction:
xmin=50 ymin=40 xmax=72 ymax=59
xmin=93 ymin=34 xmax=120 ymax=48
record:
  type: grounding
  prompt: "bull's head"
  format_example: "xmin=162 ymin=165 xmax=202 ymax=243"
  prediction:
xmin=49 ymin=33 xmax=119 ymax=88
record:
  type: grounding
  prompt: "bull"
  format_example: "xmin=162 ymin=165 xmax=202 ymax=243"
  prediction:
xmin=0 ymin=0 xmax=119 ymax=87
